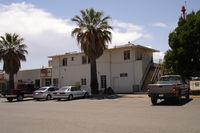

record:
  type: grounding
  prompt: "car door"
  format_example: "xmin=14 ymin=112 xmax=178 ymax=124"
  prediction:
xmin=71 ymin=87 xmax=78 ymax=98
xmin=76 ymin=87 xmax=84 ymax=97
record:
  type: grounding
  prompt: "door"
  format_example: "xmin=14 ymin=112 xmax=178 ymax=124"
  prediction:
xmin=113 ymin=77 xmax=119 ymax=93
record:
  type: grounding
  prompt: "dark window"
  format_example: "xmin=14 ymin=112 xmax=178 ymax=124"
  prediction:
xmin=48 ymin=87 xmax=55 ymax=91
xmin=81 ymin=78 xmax=87 ymax=85
xmin=82 ymin=56 xmax=87 ymax=64
xmin=71 ymin=87 xmax=76 ymax=91
xmin=53 ymin=78 xmax=58 ymax=87
xmin=124 ymin=50 xmax=130 ymax=60
xmin=35 ymin=79 xmax=40 ymax=88
xmin=120 ymin=73 xmax=128 ymax=77
xmin=88 ymin=57 xmax=90 ymax=63
xmin=18 ymin=80 xmax=22 ymax=82
xmin=101 ymin=75 xmax=107 ymax=88
xmin=82 ymin=56 xmax=90 ymax=64
xmin=71 ymin=57 xmax=74 ymax=61
xmin=45 ymin=79 xmax=51 ymax=86
xmin=62 ymin=58 xmax=68 ymax=66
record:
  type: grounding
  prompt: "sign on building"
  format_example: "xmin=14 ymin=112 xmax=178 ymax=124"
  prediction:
xmin=40 ymin=68 xmax=52 ymax=77
xmin=190 ymin=81 xmax=200 ymax=90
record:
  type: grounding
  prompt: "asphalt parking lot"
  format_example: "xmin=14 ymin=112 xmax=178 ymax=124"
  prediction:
xmin=0 ymin=95 xmax=200 ymax=133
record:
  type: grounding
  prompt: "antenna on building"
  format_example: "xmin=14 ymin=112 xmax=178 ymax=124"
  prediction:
xmin=181 ymin=1 xmax=187 ymax=19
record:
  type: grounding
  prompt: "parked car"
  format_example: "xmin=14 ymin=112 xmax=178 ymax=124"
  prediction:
xmin=52 ymin=86 xmax=89 ymax=101
xmin=4 ymin=82 xmax=36 ymax=102
xmin=147 ymin=75 xmax=190 ymax=105
xmin=33 ymin=86 xmax=58 ymax=101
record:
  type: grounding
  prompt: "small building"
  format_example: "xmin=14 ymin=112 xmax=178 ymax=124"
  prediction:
xmin=49 ymin=43 xmax=158 ymax=93
xmin=14 ymin=67 xmax=52 ymax=88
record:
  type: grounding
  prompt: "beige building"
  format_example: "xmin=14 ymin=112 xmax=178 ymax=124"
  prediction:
xmin=49 ymin=43 xmax=158 ymax=93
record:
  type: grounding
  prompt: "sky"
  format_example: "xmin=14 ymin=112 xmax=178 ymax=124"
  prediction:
xmin=0 ymin=0 xmax=200 ymax=69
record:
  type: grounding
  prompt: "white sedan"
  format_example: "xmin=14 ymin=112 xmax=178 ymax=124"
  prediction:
xmin=52 ymin=86 xmax=89 ymax=101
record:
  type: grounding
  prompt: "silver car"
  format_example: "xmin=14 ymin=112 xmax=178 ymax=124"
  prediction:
xmin=52 ymin=86 xmax=89 ymax=101
xmin=34 ymin=86 xmax=58 ymax=101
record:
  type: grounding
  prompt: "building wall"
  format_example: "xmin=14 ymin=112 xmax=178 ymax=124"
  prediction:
xmin=51 ymin=46 xmax=153 ymax=93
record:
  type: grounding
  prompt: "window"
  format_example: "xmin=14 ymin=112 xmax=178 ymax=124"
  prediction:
xmin=45 ymin=79 xmax=51 ymax=86
xmin=62 ymin=58 xmax=68 ymax=66
xmin=71 ymin=57 xmax=74 ymax=61
xmin=82 ymin=56 xmax=87 ymax=64
xmin=35 ymin=79 xmax=40 ymax=88
xmin=48 ymin=87 xmax=55 ymax=91
xmin=124 ymin=50 xmax=130 ymax=60
xmin=101 ymin=75 xmax=107 ymax=88
xmin=120 ymin=73 xmax=128 ymax=77
xmin=82 ymin=56 xmax=90 ymax=64
xmin=81 ymin=78 xmax=87 ymax=85
xmin=53 ymin=78 xmax=58 ymax=87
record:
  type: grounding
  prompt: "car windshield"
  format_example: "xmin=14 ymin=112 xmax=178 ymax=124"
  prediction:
xmin=159 ymin=76 xmax=181 ymax=81
xmin=59 ymin=86 xmax=70 ymax=91
xmin=37 ymin=87 xmax=47 ymax=90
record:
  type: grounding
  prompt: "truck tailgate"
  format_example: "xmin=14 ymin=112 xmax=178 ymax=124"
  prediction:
xmin=148 ymin=84 xmax=175 ymax=93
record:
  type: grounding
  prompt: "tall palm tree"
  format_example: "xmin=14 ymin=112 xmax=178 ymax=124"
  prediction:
xmin=0 ymin=33 xmax=28 ymax=89
xmin=71 ymin=8 xmax=112 ymax=94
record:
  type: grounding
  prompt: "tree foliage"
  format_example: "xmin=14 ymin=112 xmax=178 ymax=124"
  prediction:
xmin=0 ymin=33 xmax=28 ymax=89
xmin=71 ymin=8 xmax=112 ymax=94
xmin=164 ymin=10 xmax=200 ymax=77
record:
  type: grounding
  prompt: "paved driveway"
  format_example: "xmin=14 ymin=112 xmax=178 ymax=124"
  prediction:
xmin=0 ymin=96 xmax=199 ymax=133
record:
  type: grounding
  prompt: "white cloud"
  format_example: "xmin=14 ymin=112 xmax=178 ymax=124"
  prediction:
xmin=0 ymin=2 xmax=152 ymax=69
xmin=152 ymin=22 xmax=167 ymax=28
xmin=110 ymin=20 xmax=144 ymax=47
xmin=153 ymin=52 xmax=165 ymax=63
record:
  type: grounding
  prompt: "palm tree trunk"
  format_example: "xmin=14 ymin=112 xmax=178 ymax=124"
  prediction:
xmin=8 ymin=73 xmax=15 ymax=89
xmin=90 ymin=58 xmax=99 ymax=94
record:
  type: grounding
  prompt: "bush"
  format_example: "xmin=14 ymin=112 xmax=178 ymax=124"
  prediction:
xmin=104 ymin=87 xmax=115 ymax=95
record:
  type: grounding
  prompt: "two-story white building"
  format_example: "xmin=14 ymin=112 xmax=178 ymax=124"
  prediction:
xmin=49 ymin=43 xmax=158 ymax=93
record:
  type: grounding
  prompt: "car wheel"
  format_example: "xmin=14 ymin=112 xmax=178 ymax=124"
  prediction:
xmin=84 ymin=93 xmax=89 ymax=98
xmin=57 ymin=98 xmax=61 ymax=101
xmin=7 ymin=98 xmax=13 ymax=102
xmin=151 ymin=98 xmax=157 ymax=105
xmin=68 ymin=94 xmax=73 ymax=101
xmin=46 ymin=95 xmax=51 ymax=100
xmin=36 ymin=98 xmax=40 ymax=101
xmin=17 ymin=95 xmax=24 ymax=101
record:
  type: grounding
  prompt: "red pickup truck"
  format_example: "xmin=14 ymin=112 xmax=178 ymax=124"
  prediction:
xmin=4 ymin=82 xmax=36 ymax=102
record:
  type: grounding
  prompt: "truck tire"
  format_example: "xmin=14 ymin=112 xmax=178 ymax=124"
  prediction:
xmin=177 ymin=95 xmax=182 ymax=104
xmin=7 ymin=98 xmax=13 ymax=102
xmin=17 ymin=95 xmax=24 ymax=101
xmin=186 ymin=89 xmax=190 ymax=100
xmin=151 ymin=98 xmax=157 ymax=105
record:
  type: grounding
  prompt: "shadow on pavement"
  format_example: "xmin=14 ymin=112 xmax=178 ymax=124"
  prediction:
xmin=1 ymin=98 xmax=34 ymax=103
xmin=88 ymin=94 xmax=122 ymax=100
xmin=154 ymin=98 xmax=193 ymax=106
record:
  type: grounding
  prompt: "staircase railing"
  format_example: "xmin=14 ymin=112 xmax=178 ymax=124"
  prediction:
xmin=150 ymin=63 xmax=161 ymax=83
xmin=139 ymin=62 xmax=152 ymax=91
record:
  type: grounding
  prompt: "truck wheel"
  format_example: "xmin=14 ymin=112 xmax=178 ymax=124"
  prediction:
xmin=151 ymin=98 xmax=157 ymax=105
xmin=177 ymin=95 xmax=182 ymax=104
xmin=7 ymin=98 xmax=13 ymax=102
xmin=186 ymin=90 xmax=190 ymax=100
xmin=17 ymin=95 xmax=24 ymax=101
